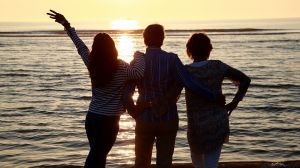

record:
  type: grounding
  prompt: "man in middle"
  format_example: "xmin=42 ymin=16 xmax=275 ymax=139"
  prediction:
xmin=124 ymin=24 xmax=219 ymax=168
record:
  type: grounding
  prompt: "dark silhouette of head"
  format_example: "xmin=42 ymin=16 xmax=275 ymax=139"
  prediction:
xmin=186 ymin=33 xmax=213 ymax=61
xmin=88 ymin=33 xmax=118 ymax=88
xmin=143 ymin=24 xmax=165 ymax=47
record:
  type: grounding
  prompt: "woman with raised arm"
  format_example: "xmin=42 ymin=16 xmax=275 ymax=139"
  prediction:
xmin=47 ymin=10 xmax=145 ymax=168
xmin=185 ymin=33 xmax=251 ymax=168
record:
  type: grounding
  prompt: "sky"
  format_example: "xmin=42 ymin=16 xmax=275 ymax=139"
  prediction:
xmin=0 ymin=0 xmax=299 ymax=29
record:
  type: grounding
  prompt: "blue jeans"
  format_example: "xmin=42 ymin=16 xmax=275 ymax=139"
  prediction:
xmin=84 ymin=112 xmax=120 ymax=168
xmin=190 ymin=146 xmax=222 ymax=168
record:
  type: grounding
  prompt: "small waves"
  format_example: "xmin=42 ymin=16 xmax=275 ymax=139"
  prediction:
xmin=0 ymin=112 xmax=28 ymax=117
xmin=250 ymin=83 xmax=300 ymax=89
xmin=243 ymin=106 xmax=300 ymax=112
xmin=73 ymin=96 xmax=91 ymax=100
xmin=259 ymin=127 xmax=300 ymax=133
xmin=1 ymin=24 xmax=300 ymax=168
xmin=251 ymin=39 xmax=300 ymax=43
xmin=13 ymin=128 xmax=50 ymax=134
xmin=211 ymin=32 xmax=300 ymax=36
xmin=223 ymin=39 xmax=300 ymax=44
xmin=0 ymin=73 xmax=31 ymax=77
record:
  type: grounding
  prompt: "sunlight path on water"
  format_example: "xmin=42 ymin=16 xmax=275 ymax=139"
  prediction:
xmin=115 ymin=34 xmax=135 ymax=63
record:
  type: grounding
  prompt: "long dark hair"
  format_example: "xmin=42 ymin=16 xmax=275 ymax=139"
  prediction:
xmin=88 ymin=33 xmax=118 ymax=88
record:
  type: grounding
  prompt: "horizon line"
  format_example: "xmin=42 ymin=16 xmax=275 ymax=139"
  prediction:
xmin=1 ymin=28 xmax=295 ymax=35
xmin=0 ymin=17 xmax=299 ymax=23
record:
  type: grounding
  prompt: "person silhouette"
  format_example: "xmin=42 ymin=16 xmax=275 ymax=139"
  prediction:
xmin=125 ymin=24 xmax=224 ymax=168
xmin=184 ymin=33 xmax=250 ymax=168
xmin=47 ymin=10 xmax=145 ymax=168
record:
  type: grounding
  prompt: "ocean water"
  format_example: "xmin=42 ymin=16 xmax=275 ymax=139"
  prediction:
xmin=0 ymin=18 xmax=300 ymax=167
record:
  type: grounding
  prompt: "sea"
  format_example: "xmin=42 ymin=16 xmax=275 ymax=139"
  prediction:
xmin=0 ymin=18 xmax=300 ymax=168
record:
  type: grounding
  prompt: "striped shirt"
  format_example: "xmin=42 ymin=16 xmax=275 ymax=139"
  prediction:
xmin=132 ymin=47 xmax=214 ymax=122
xmin=66 ymin=28 xmax=144 ymax=116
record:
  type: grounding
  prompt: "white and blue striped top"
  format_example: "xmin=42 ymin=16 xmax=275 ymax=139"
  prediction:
xmin=66 ymin=27 xmax=144 ymax=116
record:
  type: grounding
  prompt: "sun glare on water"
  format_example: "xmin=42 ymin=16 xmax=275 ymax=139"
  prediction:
xmin=116 ymin=35 xmax=135 ymax=63
xmin=112 ymin=20 xmax=139 ymax=63
xmin=111 ymin=19 xmax=140 ymax=30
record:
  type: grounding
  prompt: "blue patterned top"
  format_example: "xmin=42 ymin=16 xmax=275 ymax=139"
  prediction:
xmin=127 ymin=47 xmax=215 ymax=122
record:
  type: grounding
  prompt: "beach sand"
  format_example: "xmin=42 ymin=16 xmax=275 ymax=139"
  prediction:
xmin=32 ymin=160 xmax=300 ymax=168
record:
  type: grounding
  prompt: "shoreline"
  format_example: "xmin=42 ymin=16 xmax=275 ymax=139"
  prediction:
xmin=32 ymin=160 xmax=300 ymax=168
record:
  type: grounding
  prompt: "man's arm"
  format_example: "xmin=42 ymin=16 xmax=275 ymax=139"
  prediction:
xmin=123 ymin=81 xmax=151 ymax=119
xmin=174 ymin=56 xmax=215 ymax=101
xmin=123 ymin=81 xmax=137 ymax=118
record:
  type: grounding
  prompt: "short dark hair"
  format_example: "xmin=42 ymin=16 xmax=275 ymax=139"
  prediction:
xmin=143 ymin=24 xmax=164 ymax=47
xmin=186 ymin=33 xmax=213 ymax=60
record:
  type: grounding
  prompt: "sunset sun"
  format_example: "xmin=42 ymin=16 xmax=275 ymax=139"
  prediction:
xmin=111 ymin=19 xmax=140 ymax=30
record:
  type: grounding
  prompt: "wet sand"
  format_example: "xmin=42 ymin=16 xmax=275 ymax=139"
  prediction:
xmin=32 ymin=160 xmax=300 ymax=168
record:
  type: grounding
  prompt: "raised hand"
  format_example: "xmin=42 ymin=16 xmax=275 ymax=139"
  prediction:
xmin=46 ymin=10 xmax=70 ymax=28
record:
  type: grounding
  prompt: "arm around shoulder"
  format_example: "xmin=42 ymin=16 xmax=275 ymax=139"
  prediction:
xmin=174 ymin=55 xmax=215 ymax=101
xmin=126 ymin=51 xmax=145 ymax=80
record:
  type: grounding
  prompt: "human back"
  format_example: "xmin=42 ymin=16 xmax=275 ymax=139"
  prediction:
xmin=185 ymin=60 xmax=230 ymax=154
xmin=134 ymin=24 xmax=183 ymax=168
xmin=68 ymin=29 xmax=144 ymax=116
xmin=138 ymin=49 xmax=178 ymax=95
xmin=90 ymin=59 xmax=143 ymax=116
xmin=88 ymin=32 xmax=144 ymax=116
xmin=185 ymin=32 xmax=251 ymax=168
xmin=133 ymin=24 xmax=218 ymax=168
xmin=185 ymin=60 xmax=229 ymax=112
xmin=47 ymin=10 xmax=145 ymax=168
xmin=136 ymin=24 xmax=182 ymax=122
xmin=136 ymin=49 xmax=179 ymax=117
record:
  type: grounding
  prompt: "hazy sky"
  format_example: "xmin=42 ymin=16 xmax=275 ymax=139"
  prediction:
xmin=1 ymin=0 xmax=299 ymax=26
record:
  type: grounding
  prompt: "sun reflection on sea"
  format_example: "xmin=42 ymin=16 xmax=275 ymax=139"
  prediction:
xmin=115 ymin=34 xmax=135 ymax=63
xmin=114 ymin=34 xmax=139 ymax=153
xmin=114 ymin=32 xmax=140 ymax=118
xmin=109 ymin=32 xmax=140 ymax=163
